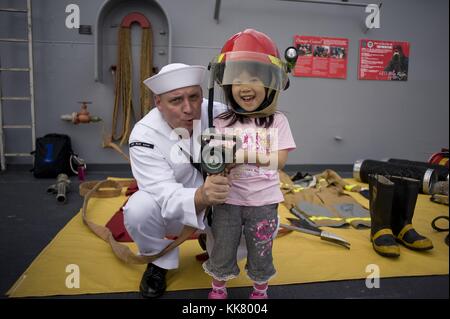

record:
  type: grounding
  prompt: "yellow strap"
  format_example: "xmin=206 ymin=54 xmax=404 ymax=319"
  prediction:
xmin=344 ymin=184 xmax=358 ymax=191
xmin=280 ymin=182 xmax=292 ymax=189
xmin=372 ymin=228 xmax=394 ymax=241
xmin=217 ymin=53 xmax=225 ymax=63
xmin=345 ymin=217 xmax=371 ymax=223
xmin=267 ymin=55 xmax=283 ymax=68
xmin=309 ymin=216 xmax=344 ymax=222
xmin=279 ymin=182 xmax=304 ymax=193
xmin=397 ymin=224 xmax=414 ymax=241
xmin=79 ymin=179 xmax=134 ymax=198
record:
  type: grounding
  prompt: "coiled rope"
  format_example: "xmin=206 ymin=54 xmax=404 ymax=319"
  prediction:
xmin=111 ymin=13 xmax=154 ymax=147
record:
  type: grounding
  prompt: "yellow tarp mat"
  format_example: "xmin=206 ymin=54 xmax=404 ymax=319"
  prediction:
xmin=7 ymin=179 xmax=449 ymax=298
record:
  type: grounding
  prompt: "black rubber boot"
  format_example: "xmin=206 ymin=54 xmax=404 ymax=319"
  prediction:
xmin=369 ymin=175 xmax=400 ymax=257
xmin=390 ymin=176 xmax=434 ymax=251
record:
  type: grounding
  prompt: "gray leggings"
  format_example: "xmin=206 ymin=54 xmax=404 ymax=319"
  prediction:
xmin=203 ymin=203 xmax=278 ymax=283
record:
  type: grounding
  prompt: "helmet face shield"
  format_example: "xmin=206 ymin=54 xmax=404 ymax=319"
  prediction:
xmin=210 ymin=51 xmax=288 ymax=91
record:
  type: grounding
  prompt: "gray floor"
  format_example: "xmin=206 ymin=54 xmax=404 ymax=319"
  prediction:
xmin=0 ymin=167 xmax=448 ymax=299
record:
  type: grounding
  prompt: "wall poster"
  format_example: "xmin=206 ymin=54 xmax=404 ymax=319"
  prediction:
xmin=293 ymin=35 xmax=349 ymax=79
xmin=359 ymin=39 xmax=410 ymax=81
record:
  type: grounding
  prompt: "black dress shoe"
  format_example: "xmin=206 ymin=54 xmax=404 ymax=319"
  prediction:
xmin=140 ymin=263 xmax=168 ymax=298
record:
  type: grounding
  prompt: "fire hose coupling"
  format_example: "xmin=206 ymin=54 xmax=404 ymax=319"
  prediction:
xmin=200 ymin=133 xmax=242 ymax=175
xmin=47 ymin=173 xmax=71 ymax=204
xmin=61 ymin=101 xmax=102 ymax=124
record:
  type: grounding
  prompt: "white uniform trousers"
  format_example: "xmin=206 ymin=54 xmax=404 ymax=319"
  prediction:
xmin=123 ymin=190 xmax=184 ymax=269
xmin=124 ymin=190 xmax=249 ymax=270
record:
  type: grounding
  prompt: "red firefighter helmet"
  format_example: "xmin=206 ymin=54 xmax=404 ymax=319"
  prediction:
xmin=212 ymin=29 xmax=287 ymax=89
xmin=210 ymin=29 xmax=288 ymax=117
xmin=221 ymin=28 xmax=280 ymax=60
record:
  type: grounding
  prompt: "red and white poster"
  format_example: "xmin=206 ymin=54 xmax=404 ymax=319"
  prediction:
xmin=359 ymin=39 xmax=410 ymax=81
xmin=293 ymin=35 xmax=349 ymax=79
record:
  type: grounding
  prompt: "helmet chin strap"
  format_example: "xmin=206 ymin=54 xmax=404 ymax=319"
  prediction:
xmin=208 ymin=87 xmax=214 ymax=128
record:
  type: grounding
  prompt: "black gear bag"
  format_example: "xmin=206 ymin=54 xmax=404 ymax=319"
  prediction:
xmin=31 ymin=133 xmax=76 ymax=178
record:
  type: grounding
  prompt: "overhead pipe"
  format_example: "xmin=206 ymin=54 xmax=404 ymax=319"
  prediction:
xmin=215 ymin=0 xmax=381 ymax=25
xmin=277 ymin=0 xmax=370 ymax=8
xmin=277 ymin=0 xmax=382 ymax=33
xmin=214 ymin=0 xmax=221 ymax=23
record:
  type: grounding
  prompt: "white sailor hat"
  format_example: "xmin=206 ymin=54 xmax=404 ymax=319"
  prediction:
xmin=143 ymin=63 xmax=206 ymax=95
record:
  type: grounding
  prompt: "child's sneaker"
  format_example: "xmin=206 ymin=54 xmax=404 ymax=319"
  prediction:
xmin=249 ymin=290 xmax=268 ymax=299
xmin=208 ymin=288 xmax=227 ymax=299
xmin=208 ymin=285 xmax=227 ymax=299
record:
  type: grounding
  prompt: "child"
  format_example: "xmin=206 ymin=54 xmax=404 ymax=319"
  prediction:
xmin=202 ymin=29 xmax=296 ymax=299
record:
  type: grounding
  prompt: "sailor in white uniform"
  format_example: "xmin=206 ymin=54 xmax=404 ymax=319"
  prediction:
xmin=123 ymin=63 xmax=231 ymax=298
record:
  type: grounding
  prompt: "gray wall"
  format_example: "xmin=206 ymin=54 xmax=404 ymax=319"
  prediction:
xmin=1 ymin=0 xmax=448 ymax=166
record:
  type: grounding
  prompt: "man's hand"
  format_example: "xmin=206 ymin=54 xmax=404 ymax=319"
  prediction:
xmin=195 ymin=174 xmax=230 ymax=213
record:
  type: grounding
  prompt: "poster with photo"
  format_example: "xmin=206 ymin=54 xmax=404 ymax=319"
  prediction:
xmin=293 ymin=35 xmax=349 ymax=79
xmin=359 ymin=39 xmax=410 ymax=81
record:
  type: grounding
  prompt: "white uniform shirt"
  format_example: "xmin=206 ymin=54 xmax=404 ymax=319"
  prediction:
xmin=128 ymin=99 xmax=227 ymax=230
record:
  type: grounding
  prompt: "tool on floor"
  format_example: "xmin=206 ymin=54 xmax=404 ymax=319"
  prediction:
xmin=280 ymin=207 xmax=351 ymax=249
xmin=47 ymin=173 xmax=71 ymax=204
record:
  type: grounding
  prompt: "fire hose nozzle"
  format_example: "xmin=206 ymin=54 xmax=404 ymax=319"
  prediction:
xmin=47 ymin=173 xmax=71 ymax=204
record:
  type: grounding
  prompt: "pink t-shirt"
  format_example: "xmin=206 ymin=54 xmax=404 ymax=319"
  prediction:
xmin=214 ymin=112 xmax=296 ymax=206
